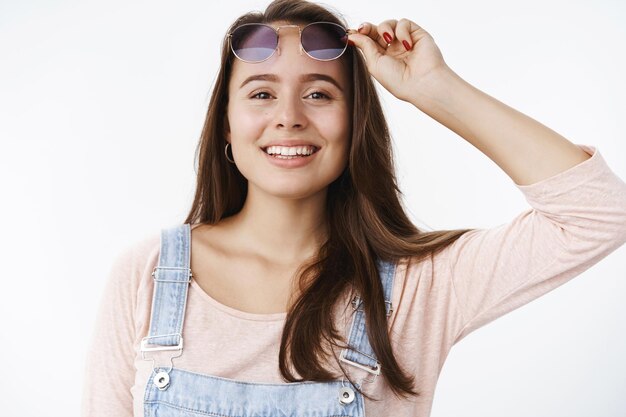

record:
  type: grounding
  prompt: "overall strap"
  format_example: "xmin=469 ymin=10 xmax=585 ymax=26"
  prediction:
xmin=141 ymin=224 xmax=192 ymax=351
xmin=340 ymin=258 xmax=396 ymax=377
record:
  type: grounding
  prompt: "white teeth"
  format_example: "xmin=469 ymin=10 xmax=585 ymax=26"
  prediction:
xmin=265 ymin=145 xmax=316 ymax=156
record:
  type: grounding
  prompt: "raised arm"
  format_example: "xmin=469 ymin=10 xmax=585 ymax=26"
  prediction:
xmin=349 ymin=19 xmax=626 ymax=341
xmin=348 ymin=19 xmax=589 ymax=186
xmin=406 ymin=67 xmax=591 ymax=186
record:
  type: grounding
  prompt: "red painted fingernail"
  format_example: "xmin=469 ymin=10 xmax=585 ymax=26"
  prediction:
xmin=383 ymin=32 xmax=393 ymax=44
xmin=347 ymin=39 xmax=355 ymax=46
xmin=403 ymin=40 xmax=411 ymax=51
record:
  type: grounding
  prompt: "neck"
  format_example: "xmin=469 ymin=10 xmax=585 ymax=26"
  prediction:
xmin=224 ymin=185 xmax=329 ymax=265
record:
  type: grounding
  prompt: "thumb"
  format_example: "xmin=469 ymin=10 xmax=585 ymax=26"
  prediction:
xmin=348 ymin=32 xmax=385 ymax=67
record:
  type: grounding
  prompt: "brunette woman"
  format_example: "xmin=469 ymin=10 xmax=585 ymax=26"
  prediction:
xmin=82 ymin=1 xmax=626 ymax=416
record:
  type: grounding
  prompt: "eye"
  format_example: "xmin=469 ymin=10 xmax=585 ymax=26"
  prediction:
xmin=307 ymin=91 xmax=330 ymax=100
xmin=250 ymin=91 xmax=273 ymax=100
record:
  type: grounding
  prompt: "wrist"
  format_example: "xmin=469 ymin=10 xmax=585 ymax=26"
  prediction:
xmin=406 ymin=64 xmax=464 ymax=112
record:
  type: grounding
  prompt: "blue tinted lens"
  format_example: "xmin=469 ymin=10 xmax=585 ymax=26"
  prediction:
xmin=301 ymin=23 xmax=347 ymax=60
xmin=231 ymin=24 xmax=277 ymax=62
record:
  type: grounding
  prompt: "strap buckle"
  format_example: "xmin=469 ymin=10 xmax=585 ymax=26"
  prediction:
xmin=151 ymin=266 xmax=192 ymax=283
xmin=339 ymin=349 xmax=381 ymax=376
xmin=351 ymin=295 xmax=393 ymax=317
xmin=140 ymin=333 xmax=184 ymax=352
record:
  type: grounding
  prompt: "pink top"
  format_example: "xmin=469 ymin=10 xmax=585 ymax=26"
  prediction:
xmin=81 ymin=145 xmax=626 ymax=417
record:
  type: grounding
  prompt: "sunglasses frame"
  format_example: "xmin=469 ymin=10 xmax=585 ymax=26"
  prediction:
xmin=226 ymin=21 xmax=350 ymax=63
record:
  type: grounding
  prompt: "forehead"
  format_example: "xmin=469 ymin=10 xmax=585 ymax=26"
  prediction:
xmin=228 ymin=20 xmax=351 ymax=88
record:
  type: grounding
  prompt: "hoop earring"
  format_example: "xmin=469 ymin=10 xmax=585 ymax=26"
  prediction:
xmin=224 ymin=143 xmax=235 ymax=164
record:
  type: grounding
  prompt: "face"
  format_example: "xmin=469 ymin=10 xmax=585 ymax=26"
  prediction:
xmin=225 ymin=20 xmax=352 ymax=201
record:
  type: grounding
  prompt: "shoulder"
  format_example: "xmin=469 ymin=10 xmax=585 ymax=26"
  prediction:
xmin=105 ymin=229 xmax=163 ymax=297
xmin=390 ymin=252 xmax=458 ymax=311
xmin=111 ymin=231 xmax=160 ymax=272
xmin=393 ymin=253 xmax=436 ymax=285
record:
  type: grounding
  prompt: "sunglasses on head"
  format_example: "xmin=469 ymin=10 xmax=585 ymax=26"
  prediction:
xmin=227 ymin=22 xmax=350 ymax=63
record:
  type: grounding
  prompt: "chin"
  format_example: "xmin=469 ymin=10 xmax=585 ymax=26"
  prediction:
xmin=268 ymin=186 xmax=326 ymax=200
xmin=250 ymin=180 xmax=328 ymax=200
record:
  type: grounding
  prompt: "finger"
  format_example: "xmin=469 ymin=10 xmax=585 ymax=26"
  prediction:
xmin=401 ymin=19 xmax=432 ymax=46
xmin=375 ymin=19 xmax=399 ymax=47
xmin=395 ymin=18 xmax=414 ymax=51
xmin=347 ymin=31 xmax=385 ymax=65
xmin=356 ymin=21 xmax=388 ymax=51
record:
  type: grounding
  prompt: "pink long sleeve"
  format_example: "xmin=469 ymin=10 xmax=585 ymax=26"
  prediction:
xmin=438 ymin=145 xmax=626 ymax=341
xmin=364 ymin=144 xmax=626 ymax=416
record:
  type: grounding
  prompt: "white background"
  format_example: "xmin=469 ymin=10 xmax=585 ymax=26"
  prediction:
xmin=1 ymin=0 xmax=625 ymax=416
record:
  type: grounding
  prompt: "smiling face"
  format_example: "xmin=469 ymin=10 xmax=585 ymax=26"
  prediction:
xmin=225 ymin=21 xmax=352 ymax=201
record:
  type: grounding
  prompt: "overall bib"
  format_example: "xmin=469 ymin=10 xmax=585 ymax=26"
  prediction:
xmin=141 ymin=224 xmax=396 ymax=417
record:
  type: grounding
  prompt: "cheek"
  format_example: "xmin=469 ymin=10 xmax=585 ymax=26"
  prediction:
xmin=228 ymin=104 xmax=269 ymax=138
xmin=321 ymin=107 xmax=351 ymax=145
xmin=317 ymin=110 xmax=351 ymax=171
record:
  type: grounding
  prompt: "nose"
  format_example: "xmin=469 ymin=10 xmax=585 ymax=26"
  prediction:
xmin=274 ymin=92 xmax=307 ymax=130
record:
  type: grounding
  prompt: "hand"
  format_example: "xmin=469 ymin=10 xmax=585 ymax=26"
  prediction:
xmin=348 ymin=19 xmax=449 ymax=103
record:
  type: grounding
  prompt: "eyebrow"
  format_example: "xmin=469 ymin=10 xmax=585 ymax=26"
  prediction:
xmin=239 ymin=73 xmax=344 ymax=92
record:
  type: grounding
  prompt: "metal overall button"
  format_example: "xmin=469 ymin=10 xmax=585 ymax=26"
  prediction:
xmin=153 ymin=370 xmax=170 ymax=390
xmin=338 ymin=386 xmax=355 ymax=405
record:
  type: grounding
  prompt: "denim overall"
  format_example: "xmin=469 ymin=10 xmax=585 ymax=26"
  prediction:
xmin=141 ymin=224 xmax=396 ymax=417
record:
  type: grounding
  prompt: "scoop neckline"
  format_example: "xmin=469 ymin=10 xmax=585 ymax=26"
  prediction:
xmin=188 ymin=222 xmax=290 ymax=322
xmin=189 ymin=278 xmax=288 ymax=322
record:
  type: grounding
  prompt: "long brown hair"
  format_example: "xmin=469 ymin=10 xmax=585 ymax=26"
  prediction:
xmin=185 ymin=0 xmax=474 ymax=401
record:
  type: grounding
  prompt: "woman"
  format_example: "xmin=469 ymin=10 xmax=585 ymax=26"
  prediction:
xmin=82 ymin=0 xmax=626 ymax=416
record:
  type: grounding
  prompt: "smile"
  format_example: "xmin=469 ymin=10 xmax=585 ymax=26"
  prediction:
xmin=262 ymin=145 xmax=320 ymax=158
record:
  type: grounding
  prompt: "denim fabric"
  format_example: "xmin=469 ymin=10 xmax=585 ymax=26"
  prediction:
xmin=341 ymin=258 xmax=395 ymax=372
xmin=144 ymin=369 xmax=364 ymax=416
xmin=143 ymin=225 xmax=192 ymax=348
xmin=142 ymin=223 xmax=396 ymax=417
